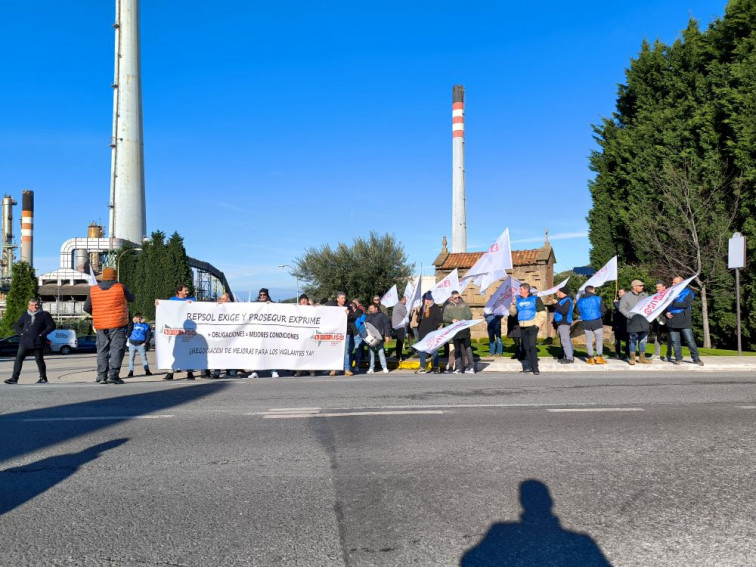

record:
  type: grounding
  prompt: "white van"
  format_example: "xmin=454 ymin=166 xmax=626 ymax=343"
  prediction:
xmin=48 ymin=330 xmax=78 ymax=355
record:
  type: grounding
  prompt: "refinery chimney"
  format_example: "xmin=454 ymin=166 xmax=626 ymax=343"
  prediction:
xmin=451 ymin=85 xmax=467 ymax=253
xmin=20 ymin=190 xmax=33 ymax=266
xmin=109 ymin=0 xmax=147 ymax=245
xmin=1 ymin=195 xmax=16 ymax=279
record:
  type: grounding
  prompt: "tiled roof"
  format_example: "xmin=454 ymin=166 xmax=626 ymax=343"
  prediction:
xmin=437 ymin=249 xmax=541 ymax=270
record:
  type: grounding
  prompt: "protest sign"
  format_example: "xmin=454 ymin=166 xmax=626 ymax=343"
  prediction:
xmin=412 ymin=319 xmax=483 ymax=353
xmin=630 ymin=275 xmax=697 ymax=322
xmin=484 ymin=276 xmax=520 ymax=315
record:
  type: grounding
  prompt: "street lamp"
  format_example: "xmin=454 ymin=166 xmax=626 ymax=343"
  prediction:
xmin=117 ymin=248 xmax=142 ymax=281
xmin=278 ymin=264 xmax=300 ymax=302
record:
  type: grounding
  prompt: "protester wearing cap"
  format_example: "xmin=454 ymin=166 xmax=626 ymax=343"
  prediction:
xmin=618 ymin=279 xmax=651 ymax=365
xmin=84 ymin=267 xmax=135 ymax=384
xmin=4 ymin=298 xmax=56 ymax=384
xmin=553 ymin=287 xmax=574 ymax=364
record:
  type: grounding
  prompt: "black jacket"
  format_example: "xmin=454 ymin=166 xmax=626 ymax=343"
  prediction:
xmin=14 ymin=310 xmax=56 ymax=349
xmin=417 ymin=304 xmax=444 ymax=339
xmin=366 ymin=311 xmax=391 ymax=338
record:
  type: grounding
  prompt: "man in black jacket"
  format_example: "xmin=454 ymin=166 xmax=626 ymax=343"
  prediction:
xmin=5 ymin=298 xmax=56 ymax=384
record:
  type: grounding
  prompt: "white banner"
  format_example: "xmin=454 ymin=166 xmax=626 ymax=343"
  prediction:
xmin=484 ymin=276 xmax=520 ymax=316
xmin=461 ymin=228 xmax=513 ymax=294
xmin=430 ymin=269 xmax=459 ymax=304
xmin=402 ymin=275 xmax=423 ymax=326
xmin=630 ymin=275 xmax=697 ymax=322
xmin=155 ymin=301 xmax=347 ymax=371
xmin=380 ymin=284 xmax=399 ymax=308
xmin=537 ymin=277 xmax=570 ymax=297
xmin=412 ymin=319 xmax=484 ymax=353
xmin=578 ymin=256 xmax=618 ymax=295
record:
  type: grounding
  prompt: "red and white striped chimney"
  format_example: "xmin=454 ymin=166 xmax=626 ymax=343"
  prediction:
xmin=20 ymin=190 xmax=33 ymax=266
xmin=452 ymin=85 xmax=466 ymax=253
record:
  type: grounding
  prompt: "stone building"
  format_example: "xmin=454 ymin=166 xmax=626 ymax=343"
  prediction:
xmin=432 ymin=234 xmax=557 ymax=339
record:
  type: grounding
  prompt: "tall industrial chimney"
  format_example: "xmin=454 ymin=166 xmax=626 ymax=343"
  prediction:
xmin=109 ymin=0 xmax=147 ymax=245
xmin=20 ymin=190 xmax=33 ymax=266
xmin=452 ymin=85 xmax=467 ymax=253
xmin=1 ymin=195 xmax=16 ymax=280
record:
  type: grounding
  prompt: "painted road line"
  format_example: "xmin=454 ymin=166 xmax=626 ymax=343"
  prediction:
xmin=21 ymin=415 xmax=175 ymax=422
xmin=266 ymin=407 xmax=321 ymax=413
xmin=263 ymin=410 xmax=445 ymax=419
xmin=546 ymin=408 xmax=645 ymax=413
xmin=735 ymin=406 xmax=756 ymax=409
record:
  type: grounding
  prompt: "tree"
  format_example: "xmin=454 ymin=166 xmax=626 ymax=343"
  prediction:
xmin=294 ymin=232 xmax=414 ymax=303
xmin=0 ymin=261 xmax=38 ymax=337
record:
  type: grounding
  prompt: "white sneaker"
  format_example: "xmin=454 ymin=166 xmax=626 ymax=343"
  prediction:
xmin=453 ymin=369 xmax=462 ymax=374
xmin=271 ymin=371 xmax=279 ymax=378
xmin=465 ymin=368 xmax=476 ymax=374
xmin=367 ymin=369 xmax=374 ymax=374
xmin=250 ymin=372 xmax=259 ymax=379
xmin=383 ymin=368 xmax=389 ymax=374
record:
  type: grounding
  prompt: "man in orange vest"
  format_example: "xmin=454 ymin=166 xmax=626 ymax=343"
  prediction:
xmin=83 ymin=267 xmax=135 ymax=384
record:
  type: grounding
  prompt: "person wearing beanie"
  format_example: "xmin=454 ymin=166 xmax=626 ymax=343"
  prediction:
xmin=443 ymin=290 xmax=476 ymax=374
xmin=83 ymin=267 xmax=135 ymax=384
xmin=4 ymin=298 xmax=56 ymax=384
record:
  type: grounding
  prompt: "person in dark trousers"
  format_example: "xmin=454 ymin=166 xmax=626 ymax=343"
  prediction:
xmin=619 ymin=279 xmax=651 ymax=365
xmin=416 ymin=292 xmax=444 ymax=373
xmin=365 ymin=304 xmax=391 ymax=373
xmin=4 ymin=298 xmax=56 ymax=384
xmin=666 ymin=275 xmax=705 ymax=366
xmin=443 ymin=290 xmax=476 ymax=374
xmin=553 ymin=287 xmax=574 ymax=364
xmin=510 ymin=283 xmax=547 ymax=375
xmin=391 ymin=295 xmax=408 ymax=361
xmin=612 ymin=288 xmax=629 ymax=360
xmin=84 ymin=267 xmax=135 ymax=384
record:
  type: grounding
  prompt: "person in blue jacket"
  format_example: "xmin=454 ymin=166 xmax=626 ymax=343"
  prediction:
xmin=127 ymin=313 xmax=152 ymax=377
xmin=577 ymin=285 xmax=607 ymax=364
xmin=553 ymin=287 xmax=574 ymax=364
xmin=665 ymin=276 xmax=704 ymax=366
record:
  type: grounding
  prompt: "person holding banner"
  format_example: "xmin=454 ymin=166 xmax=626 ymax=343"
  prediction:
xmin=619 ymin=280 xmax=651 ymax=365
xmin=444 ymin=291 xmax=476 ymax=374
xmin=391 ymin=296 xmax=408 ymax=361
xmin=510 ymin=283 xmax=547 ymax=375
xmin=665 ymin=276 xmax=704 ymax=366
xmin=576 ymin=286 xmax=607 ymax=365
xmin=553 ymin=288 xmax=574 ymax=364
xmin=416 ymin=292 xmax=443 ymax=373
xmin=162 ymin=284 xmax=197 ymax=380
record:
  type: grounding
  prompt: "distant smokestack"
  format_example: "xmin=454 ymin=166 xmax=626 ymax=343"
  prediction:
xmin=452 ymin=85 xmax=466 ymax=253
xmin=21 ymin=190 xmax=33 ymax=266
xmin=109 ymin=0 xmax=147 ymax=245
xmin=1 ymin=195 xmax=16 ymax=279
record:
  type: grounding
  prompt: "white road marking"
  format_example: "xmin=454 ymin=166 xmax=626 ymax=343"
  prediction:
xmin=21 ymin=415 xmax=175 ymax=422
xmin=546 ymin=408 xmax=645 ymax=413
xmin=266 ymin=407 xmax=321 ymax=413
xmin=735 ymin=405 xmax=756 ymax=409
xmin=263 ymin=410 xmax=445 ymax=419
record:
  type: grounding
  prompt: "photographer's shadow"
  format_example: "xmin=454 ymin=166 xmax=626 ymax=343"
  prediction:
xmin=461 ymin=479 xmax=612 ymax=566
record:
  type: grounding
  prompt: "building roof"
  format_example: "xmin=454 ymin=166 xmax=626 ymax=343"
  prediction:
xmin=436 ymin=248 xmax=547 ymax=270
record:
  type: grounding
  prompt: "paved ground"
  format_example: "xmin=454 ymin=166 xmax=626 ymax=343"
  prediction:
xmin=1 ymin=354 xmax=755 ymax=566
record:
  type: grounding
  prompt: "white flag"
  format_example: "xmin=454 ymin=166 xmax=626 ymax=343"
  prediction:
xmin=537 ymin=277 xmax=570 ymax=297
xmin=412 ymin=319 xmax=484 ymax=353
xmin=88 ymin=264 xmax=98 ymax=286
xmin=380 ymin=284 xmax=399 ymax=308
xmin=630 ymin=275 xmax=697 ymax=322
xmin=578 ymin=256 xmax=618 ymax=295
xmin=402 ymin=276 xmax=422 ymax=326
xmin=403 ymin=280 xmax=415 ymax=302
xmin=460 ymin=228 xmax=513 ymax=294
xmin=430 ymin=269 xmax=459 ymax=304
xmin=484 ymin=276 xmax=520 ymax=316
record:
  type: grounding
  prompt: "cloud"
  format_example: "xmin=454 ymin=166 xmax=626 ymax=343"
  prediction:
xmin=511 ymin=231 xmax=588 ymax=244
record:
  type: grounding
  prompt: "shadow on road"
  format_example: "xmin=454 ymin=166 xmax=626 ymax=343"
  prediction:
xmin=460 ymin=479 xmax=612 ymax=566
xmin=0 ymin=382 xmax=229 ymax=465
xmin=0 ymin=438 xmax=128 ymax=516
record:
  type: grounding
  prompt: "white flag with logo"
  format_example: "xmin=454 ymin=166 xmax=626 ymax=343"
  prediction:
xmin=578 ymin=256 xmax=617 ymax=296
xmin=412 ymin=319 xmax=484 ymax=353
xmin=460 ymin=228 xmax=513 ymax=294
xmin=537 ymin=277 xmax=570 ymax=298
xmin=380 ymin=284 xmax=399 ymax=308
xmin=402 ymin=276 xmax=422 ymax=326
xmin=630 ymin=274 xmax=697 ymax=322
xmin=430 ymin=269 xmax=459 ymax=304
xmin=484 ymin=276 xmax=520 ymax=316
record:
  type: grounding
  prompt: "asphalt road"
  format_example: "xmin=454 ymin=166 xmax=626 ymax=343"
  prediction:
xmin=1 ymin=363 xmax=755 ymax=566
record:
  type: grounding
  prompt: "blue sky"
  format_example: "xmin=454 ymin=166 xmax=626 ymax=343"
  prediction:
xmin=1 ymin=0 xmax=727 ymax=300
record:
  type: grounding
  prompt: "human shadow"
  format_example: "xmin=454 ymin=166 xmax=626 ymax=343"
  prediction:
xmin=0 ymin=382 xmax=228 ymax=466
xmin=0 ymin=438 xmax=128 ymax=516
xmin=460 ymin=479 xmax=612 ymax=566
xmin=168 ymin=319 xmax=208 ymax=376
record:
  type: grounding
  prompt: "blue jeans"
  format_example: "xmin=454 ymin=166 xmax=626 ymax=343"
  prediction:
xmin=487 ymin=320 xmax=503 ymax=356
xmin=128 ymin=343 xmax=149 ymax=371
xmin=419 ymin=350 xmax=439 ymax=370
xmin=344 ymin=335 xmax=364 ymax=372
xmin=369 ymin=345 xmax=387 ymax=371
xmin=668 ymin=328 xmax=700 ymax=361
xmin=628 ymin=331 xmax=648 ymax=355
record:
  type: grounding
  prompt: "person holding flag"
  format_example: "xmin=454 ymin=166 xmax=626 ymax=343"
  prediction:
xmin=510 ymin=283 xmax=547 ymax=375
xmin=619 ymin=280 xmax=651 ymax=365
xmin=553 ymin=287 xmax=575 ymax=364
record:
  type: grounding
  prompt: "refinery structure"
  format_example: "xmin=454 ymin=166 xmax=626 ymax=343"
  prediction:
xmin=1 ymin=0 xmax=231 ymax=320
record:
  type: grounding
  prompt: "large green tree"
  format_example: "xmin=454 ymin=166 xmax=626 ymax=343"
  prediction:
xmin=294 ymin=231 xmax=413 ymax=304
xmin=588 ymin=1 xmax=756 ymax=349
xmin=0 ymin=261 xmax=38 ymax=337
